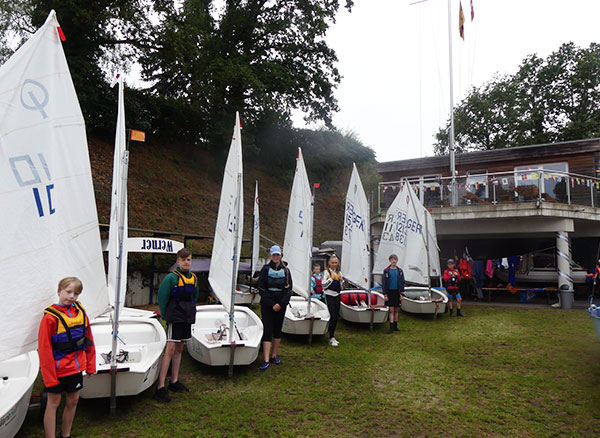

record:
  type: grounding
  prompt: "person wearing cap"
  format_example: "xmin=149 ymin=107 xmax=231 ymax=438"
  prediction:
xmin=257 ymin=245 xmax=293 ymax=370
xmin=443 ymin=258 xmax=465 ymax=316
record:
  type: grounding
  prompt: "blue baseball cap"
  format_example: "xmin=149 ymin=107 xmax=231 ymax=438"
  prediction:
xmin=270 ymin=245 xmax=282 ymax=255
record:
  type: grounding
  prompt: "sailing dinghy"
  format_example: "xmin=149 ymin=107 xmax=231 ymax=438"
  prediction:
xmin=0 ymin=11 xmax=107 ymax=435
xmin=80 ymin=75 xmax=165 ymax=401
xmin=340 ymin=164 xmax=388 ymax=325
xmin=282 ymin=149 xmax=330 ymax=336
xmin=187 ymin=113 xmax=263 ymax=371
xmin=234 ymin=182 xmax=262 ymax=305
xmin=374 ymin=180 xmax=448 ymax=316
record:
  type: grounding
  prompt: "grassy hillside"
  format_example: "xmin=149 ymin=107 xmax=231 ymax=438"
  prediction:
xmin=89 ymin=136 xmax=377 ymax=258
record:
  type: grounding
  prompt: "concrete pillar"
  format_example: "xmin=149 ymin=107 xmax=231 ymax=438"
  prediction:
xmin=556 ymin=231 xmax=574 ymax=309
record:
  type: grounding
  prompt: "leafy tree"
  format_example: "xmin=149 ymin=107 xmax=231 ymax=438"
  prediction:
xmin=435 ymin=42 xmax=600 ymax=155
xmin=141 ymin=0 xmax=354 ymax=148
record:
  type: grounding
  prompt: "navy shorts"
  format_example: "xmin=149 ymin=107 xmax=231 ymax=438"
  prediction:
xmin=447 ymin=291 xmax=462 ymax=300
xmin=45 ymin=372 xmax=83 ymax=393
xmin=167 ymin=322 xmax=192 ymax=342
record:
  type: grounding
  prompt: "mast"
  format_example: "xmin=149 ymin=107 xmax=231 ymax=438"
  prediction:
xmin=447 ymin=0 xmax=457 ymax=205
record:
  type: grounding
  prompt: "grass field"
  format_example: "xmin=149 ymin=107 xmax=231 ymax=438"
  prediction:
xmin=18 ymin=304 xmax=600 ymax=437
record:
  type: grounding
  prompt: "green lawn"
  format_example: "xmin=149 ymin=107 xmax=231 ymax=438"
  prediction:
xmin=18 ymin=305 xmax=600 ymax=437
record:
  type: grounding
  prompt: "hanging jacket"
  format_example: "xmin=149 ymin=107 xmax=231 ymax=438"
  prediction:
xmin=38 ymin=302 xmax=96 ymax=388
xmin=158 ymin=268 xmax=199 ymax=324
xmin=258 ymin=261 xmax=293 ymax=307
xmin=459 ymin=258 xmax=472 ymax=279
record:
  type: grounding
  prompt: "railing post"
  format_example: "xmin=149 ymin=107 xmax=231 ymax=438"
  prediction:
xmin=538 ymin=170 xmax=542 ymax=203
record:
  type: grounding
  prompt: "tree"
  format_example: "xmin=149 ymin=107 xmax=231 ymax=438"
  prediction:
xmin=434 ymin=42 xmax=600 ymax=155
xmin=141 ymin=0 xmax=354 ymax=148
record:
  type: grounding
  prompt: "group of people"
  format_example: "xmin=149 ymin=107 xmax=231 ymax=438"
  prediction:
xmin=38 ymin=248 xmax=467 ymax=437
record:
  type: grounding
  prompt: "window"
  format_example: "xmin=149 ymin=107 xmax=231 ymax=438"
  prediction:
xmin=514 ymin=162 xmax=568 ymax=202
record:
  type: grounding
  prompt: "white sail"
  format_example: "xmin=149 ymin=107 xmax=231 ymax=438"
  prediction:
xmin=283 ymin=148 xmax=312 ymax=298
xmin=251 ymin=181 xmax=260 ymax=274
xmin=373 ymin=181 xmax=440 ymax=284
xmin=0 ymin=11 xmax=108 ymax=361
xmin=341 ymin=164 xmax=371 ymax=289
xmin=106 ymin=75 xmax=127 ymax=316
xmin=208 ymin=112 xmax=243 ymax=312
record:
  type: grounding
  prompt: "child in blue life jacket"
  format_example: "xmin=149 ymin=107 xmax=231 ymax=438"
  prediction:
xmin=310 ymin=263 xmax=325 ymax=301
xmin=154 ymin=248 xmax=199 ymax=402
xmin=38 ymin=277 xmax=96 ymax=438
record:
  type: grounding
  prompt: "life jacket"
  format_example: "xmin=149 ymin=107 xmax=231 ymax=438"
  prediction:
xmin=326 ymin=268 xmax=342 ymax=292
xmin=170 ymin=270 xmax=198 ymax=302
xmin=43 ymin=301 xmax=93 ymax=361
xmin=459 ymin=259 xmax=472 ymax=279
xmin=312 ymin=274 xmax=323 ymax=294
xmin=267 ymin=265 xmax=289 ymax=292
xmin=165 ymin=270 xmax=198 ymax=323
xmin=444 ymin=269 xmax=460 ymax=290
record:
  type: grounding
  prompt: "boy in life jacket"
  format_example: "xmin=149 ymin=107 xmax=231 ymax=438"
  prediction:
xmin=154 ymin=248 xmax=199 ymax=402
xmin=310 ymin=263 xmax=324 ymax=301
xmin=443 ymin=259 xmax=465 ymax=316
xmin=38 ymin=277 xmax=96 ymax=438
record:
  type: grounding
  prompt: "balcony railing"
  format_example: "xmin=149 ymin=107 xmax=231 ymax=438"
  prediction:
xmin=377 ymin=170 xmax=600 ymax=213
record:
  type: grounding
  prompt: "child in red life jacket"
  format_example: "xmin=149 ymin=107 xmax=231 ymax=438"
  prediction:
xmin=443 ymin=259 xmax=465 ymax=317
xmin=38 ymin=277 xmax=96 ymax=438
xmin=310 ymin=263 xmax=324 ymax=301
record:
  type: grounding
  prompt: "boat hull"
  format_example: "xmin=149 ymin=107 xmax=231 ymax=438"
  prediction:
xmin=233 ymin=284 xmax=261 ymax=305
xmin=80 ymin=316 xmax=166 ymax=398
xmin=401 ymin=287 xmax=448 ymax=315
xmin=496 ymin=269 xmax=587 ymax=285
xmin=282 ymin=296 xmax=330 ymax=335
xmin=339 ymin=290 xmax=389 ymax=324
xmin=187 ymin=305 xmax=263 ymax=366
xmin=0 ymin=351 xmax=39 ymax=438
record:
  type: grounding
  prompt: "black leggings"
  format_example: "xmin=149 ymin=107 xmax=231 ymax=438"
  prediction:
xmin=326 ymin=294 xmax=341 ymax=338
xmin=261 ymin=302 xmax=285 ymax=342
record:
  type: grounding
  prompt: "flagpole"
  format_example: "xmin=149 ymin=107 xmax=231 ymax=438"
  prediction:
xmin=448 ymin=0 xmax=457 ymax=206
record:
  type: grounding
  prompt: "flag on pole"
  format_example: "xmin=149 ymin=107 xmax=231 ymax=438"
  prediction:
xmin=470 ymin=0 xmax=474 ymax=21
xmin=129 ymin=129 xmax=145 ymax=142
xmin=459 ymin=1 xmax=465 ymax=40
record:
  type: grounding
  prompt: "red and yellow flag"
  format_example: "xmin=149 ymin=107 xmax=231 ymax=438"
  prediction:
xmin=459 ymin=1 xmax=465 ymax=40
xmin=129 ymin=129 xmax=146 ymax=142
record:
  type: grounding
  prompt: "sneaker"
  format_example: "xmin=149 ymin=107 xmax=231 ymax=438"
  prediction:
xmin=328 ymin=337 xmax=339 ymax=346
xmin=270 ymin=356 xmax=283 ymax=365
xmin=259 ymin=361 xmax=270 ymax=371
xmin=168 ymin=381 xmax=189 ymax=393
xmin=153 ymin=387 xmax=171 ymax=403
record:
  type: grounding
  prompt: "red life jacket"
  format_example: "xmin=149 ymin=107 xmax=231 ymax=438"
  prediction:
xmin=312 ymin=274 xmax=323 ymax=294
xmin=459 ymin=259 xmax=472 ymax=279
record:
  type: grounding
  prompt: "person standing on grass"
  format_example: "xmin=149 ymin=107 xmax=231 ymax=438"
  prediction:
xmin=154 ymin=248 xmax=199 ymax=402
xmin=38 ymin=277 xmax=96 ymax=438
xmin=382 ymin=254 xmax=405 ymax=333
xmin=258 ymin=245 xmax=293 ymax=370
xmin=443 ymin=258 xmax=465 ymax=316
xmin=323 ymin=255 xmax=344 ymax=346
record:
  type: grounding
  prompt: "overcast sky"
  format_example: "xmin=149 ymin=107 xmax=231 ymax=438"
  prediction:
xmin=296 ymin=0 xmax=600 ymax=163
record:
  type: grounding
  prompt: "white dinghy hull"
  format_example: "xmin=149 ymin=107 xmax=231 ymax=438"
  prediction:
xmin=187 ymin=305 xmax=263 ymax=366
xmin=233 ymin=285 xmax=261 ymax=305
xmin=80 ymin=317 xmax=166 ymax=398
xmin=401 ymin=287 xmax=448 ymax=315
xmin=339 ymin=290 xmax=389 ymax=324
xmin=0 ymin=351 xmax=39 ymax=438
xmin=282 ymin=296 xmax=330 ymax=335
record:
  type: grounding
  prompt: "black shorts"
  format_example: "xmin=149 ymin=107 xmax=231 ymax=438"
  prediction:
xmin=45 ymin=372 xmax=83 ymax=394
xmin=167 ymin=322 xmax=192 ymax=342
xmin=386 ymin=290 xmax=400 ymax=307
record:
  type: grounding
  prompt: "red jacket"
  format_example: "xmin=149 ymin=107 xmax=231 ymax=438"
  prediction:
xmin=443 ymin=268 xmax=462 ymax=291
xmin=38 ymin=303 xmax=96 ymax=388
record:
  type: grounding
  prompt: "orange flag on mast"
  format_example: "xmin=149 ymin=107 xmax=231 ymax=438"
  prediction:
xmin=459 ymin=1 xmax=465 ymax=40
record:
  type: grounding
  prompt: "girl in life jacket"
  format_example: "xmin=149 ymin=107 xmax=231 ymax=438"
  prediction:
xmin=323 ymin=255 xmax=344 ymax=346
xmin=310 ymin=263 xmax=325 ymax=302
